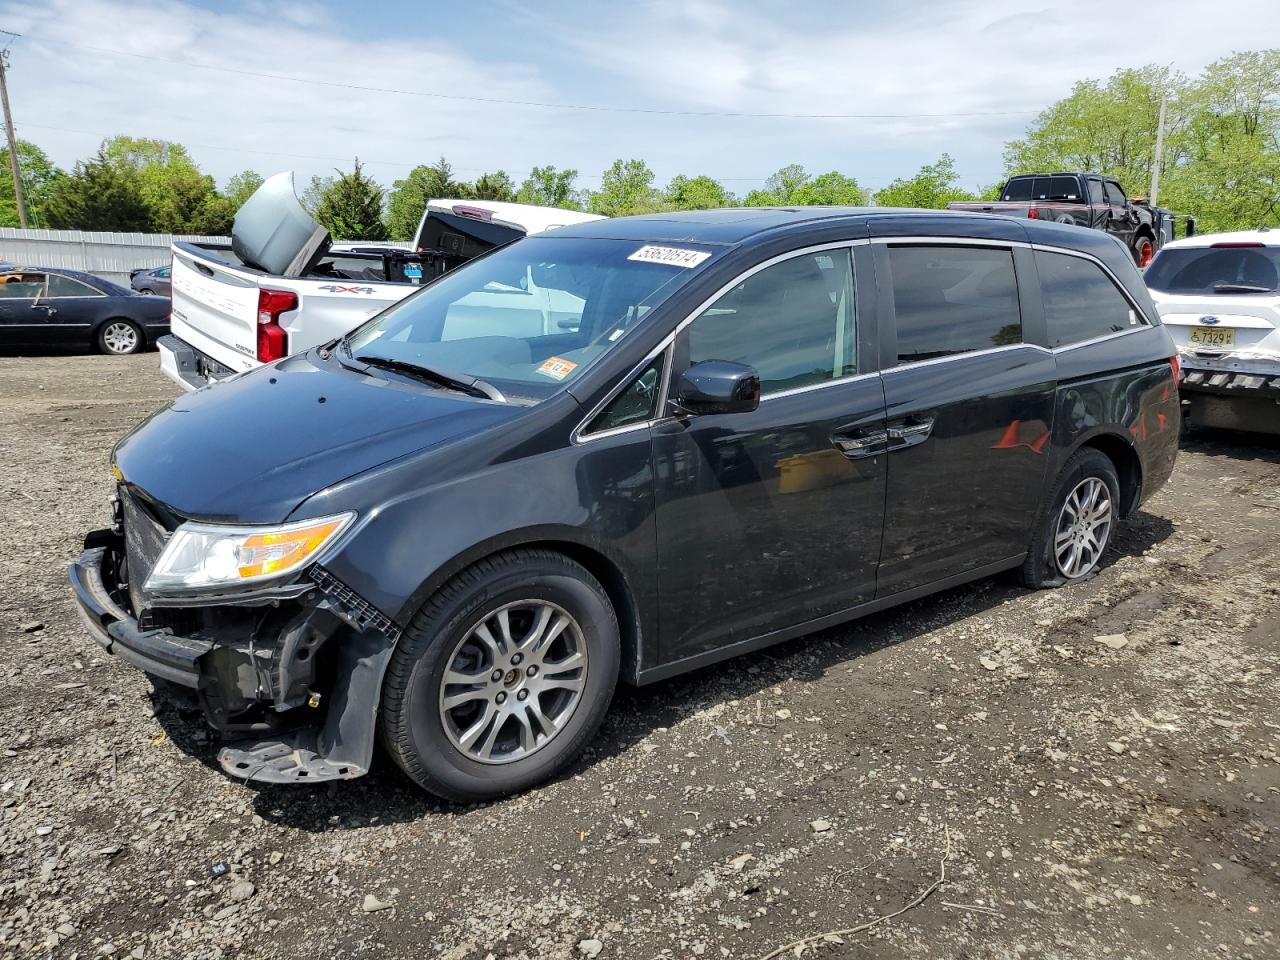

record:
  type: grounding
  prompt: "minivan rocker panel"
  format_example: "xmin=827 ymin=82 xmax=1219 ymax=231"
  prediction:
xmin=70 ymin=208 xmax=1179 ymax=802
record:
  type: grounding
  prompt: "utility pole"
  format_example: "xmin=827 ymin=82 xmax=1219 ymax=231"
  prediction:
xmin=0 ymin=29 xmax=26 ymax=228
xmin=1149 ymin=97 xmax=1167 ymax=208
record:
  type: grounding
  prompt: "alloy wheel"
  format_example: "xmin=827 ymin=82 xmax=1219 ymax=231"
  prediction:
xmin=438 ymin=600 xmax=589 ymax=764
xmin=1053 ymin=477 xmax=1113 ymax=578
xmin=102 ymin=322 xmax=139 ymax=354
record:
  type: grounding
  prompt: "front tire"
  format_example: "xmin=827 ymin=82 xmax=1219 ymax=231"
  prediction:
xmin=1020 ymin=448 xmax=1120 ymax=589
xmin=380 ymin=549 xmax=620 ymax=802
xmin=98 ymin=320 xmax=143 ymax=355
xmin=1133 ymin=235 xmax=1155 ymax=268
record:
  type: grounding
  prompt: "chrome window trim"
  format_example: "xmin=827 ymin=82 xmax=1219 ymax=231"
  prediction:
xmin=887 ymin=342 xmax=1052 ymax=374
xmin=1051 ymin=324 xmax=1150 ymax=353
xmin=572 ymin=239 xmax=868 ymax=445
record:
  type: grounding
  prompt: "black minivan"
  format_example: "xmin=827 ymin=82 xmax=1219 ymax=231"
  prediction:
xmin=70 ymin=209 xmax=1179 ymax=801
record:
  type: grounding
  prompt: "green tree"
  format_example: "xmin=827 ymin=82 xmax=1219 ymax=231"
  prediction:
xmin=313 ymin=159 xmax=387 ymax=240
xmin=873 ymin=154 xmax=977 ymax=208
xmin=385 ymin=158 xmax=470 ymax=241
xmin=300 ymin=174 xmax=335 ymax=217
xmin=665 ymin=174 xmax=733 ymax=209
xmin=100 ymin=135 xmax=222 ymax=233
xmin=471 ymin=170 xmax=516 ymax=201
xmin=1166 ymin=50 xmax=1280 ymax=230
xmin=224 ymin=170 xmax=264 ymax=210
xmin=41 ymin=148 xmax=152 ymax=231
xmin=0 ymin=140 xmax=63 ymax=227
xmin=517 ymin=165 xmax=584 ymax=209
xmin=744 ymin=164 xmax=811 ymax=205
xmin=792 ymin=171 xmax=867 ymax=206
xmin=589 ymin=159 xmax=663 ymax=217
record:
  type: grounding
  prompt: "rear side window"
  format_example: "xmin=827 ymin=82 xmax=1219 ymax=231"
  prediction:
xmin=1002 ymin=178 xmax=1033 ymax=202
xmin=1036 ymin=251 xmax=1139 ymax=347
xmin=48 ymin=274 xmax=103 ymax=297
xmin=1087 ymin=179 xmax=1105 ymax=205
xmin=887 ymin=246 xmax=1022 ymax=364
xmin=1144 ymin=246 xmax=1280 ymax=294
xmin=686 ymin=249 xmax=856 ymax=394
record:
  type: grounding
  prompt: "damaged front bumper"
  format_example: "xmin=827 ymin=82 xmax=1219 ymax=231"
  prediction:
xmin=68 ymin=528 xmax=399 ymax=784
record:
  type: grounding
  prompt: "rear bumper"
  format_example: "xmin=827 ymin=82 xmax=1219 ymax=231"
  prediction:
xmin=157 ymin=334 xmax=234 ymax=392
xmin=1179 ymin=366 xmax=1280 ymax=398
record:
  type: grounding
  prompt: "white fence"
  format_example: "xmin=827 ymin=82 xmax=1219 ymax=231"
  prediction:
xmin=0 ymin=228 xmax=230 ymax=287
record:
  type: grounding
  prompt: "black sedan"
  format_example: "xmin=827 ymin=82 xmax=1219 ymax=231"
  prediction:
xmin=130 ymin=264 xmax=172 ymax=296
xmin=0 ymin=267 xmax=170 ymax=355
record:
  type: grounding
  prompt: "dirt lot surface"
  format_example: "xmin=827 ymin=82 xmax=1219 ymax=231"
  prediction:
xmin=1 ymin=352 xmax=1278 ymax=960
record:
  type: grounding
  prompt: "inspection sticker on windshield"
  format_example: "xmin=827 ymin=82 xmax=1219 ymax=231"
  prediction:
xmin=536 ymin=356 xmax=579 ymax=381
xmin=628 ymin=245 xmax=711 ymax=268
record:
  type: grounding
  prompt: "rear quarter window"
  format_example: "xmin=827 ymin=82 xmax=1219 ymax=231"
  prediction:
xmin=1036 ymin=251 xmax=1141 ymax=348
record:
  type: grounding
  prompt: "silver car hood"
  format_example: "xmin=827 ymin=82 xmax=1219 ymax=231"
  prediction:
xmin=231 ymin=171 xmax=329 ymax=277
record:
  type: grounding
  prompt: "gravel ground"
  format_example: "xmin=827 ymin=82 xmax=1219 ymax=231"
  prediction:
xmin=1 ymin=352 xmax=1277 ymax=960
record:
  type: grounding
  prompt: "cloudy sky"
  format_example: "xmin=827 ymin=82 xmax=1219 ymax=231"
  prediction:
xmin=4 ymin=0 xmax=1279 ymax=196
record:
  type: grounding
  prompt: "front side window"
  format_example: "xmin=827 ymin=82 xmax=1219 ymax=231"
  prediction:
xmin=0 ymin=273 xmax=46 ymax=299
xmin=346 ymin=237 xmax=714 ymax=402
xmin=47 ymin=274 xmax=103 ymax=298
xmin=586 ymin=354 xmax=665 ymax=434
xmin=1036 ymin=250 xmax=1140 ymax=348
xmin=684 ymin=249 xmax=855 ymax=395
xmin=1144 ymin=246 xmax=1280 ymax=295
xmin=887 ymin=246 xmax=1022 ymax=364
xmin=1103 ymin=182 xmax=1127 ymax=207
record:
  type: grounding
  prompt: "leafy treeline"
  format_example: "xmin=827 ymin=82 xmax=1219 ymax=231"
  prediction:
xmin=5 ymin=49 xmax=1277 ymax=238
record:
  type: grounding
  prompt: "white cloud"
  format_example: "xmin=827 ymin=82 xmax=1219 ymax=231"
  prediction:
xmin=3 ymin=0 xmax=1279 ymax=195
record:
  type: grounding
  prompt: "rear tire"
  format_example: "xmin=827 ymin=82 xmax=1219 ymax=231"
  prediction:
xmin=1020 ymin=448 xmax=1121 ymax=589
xmin=379 ymin=549 xmax=620 ymax=802
xmin=1133 ymin=235 xmax=1155 ymax=268
xmin=98 ymin=320 xmax=143 ymax=355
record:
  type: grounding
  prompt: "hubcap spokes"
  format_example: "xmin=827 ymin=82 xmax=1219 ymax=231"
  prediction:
xmin=104 ymin=323 xmax=137 ymax=353
xmin=1053 ymin=477 xmax=1112 ymax=578
xmin=439 ymin=600 xmax=588 ymax=765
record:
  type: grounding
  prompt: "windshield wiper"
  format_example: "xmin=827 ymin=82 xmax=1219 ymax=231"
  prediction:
xmin=355 ymin=355 xmax=506 ymax=402
xmin=1212 ymin=282 xmax=1273 ymax=293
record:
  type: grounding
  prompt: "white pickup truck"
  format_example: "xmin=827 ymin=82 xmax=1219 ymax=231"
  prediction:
xmin=160 ymin=172 xmax=604 ymax=391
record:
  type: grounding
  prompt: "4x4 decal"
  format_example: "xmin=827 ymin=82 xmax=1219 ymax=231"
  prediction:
xmin=318 ymin=284 xmax=377 ymax=295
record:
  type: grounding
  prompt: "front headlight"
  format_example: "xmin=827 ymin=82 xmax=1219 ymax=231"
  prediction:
xmin=144 ymin=512 xmax=354 ymax=593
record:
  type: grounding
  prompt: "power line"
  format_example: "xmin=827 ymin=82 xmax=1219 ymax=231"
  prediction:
xmin=34 ymin=35 xmax=1040 ymax=121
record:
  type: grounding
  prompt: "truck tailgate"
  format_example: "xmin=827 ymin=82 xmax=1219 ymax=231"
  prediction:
xmin=170 ymin=245 xmax=265 ymax=375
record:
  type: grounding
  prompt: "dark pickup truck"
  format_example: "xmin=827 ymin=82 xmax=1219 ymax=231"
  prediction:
xmin=948 ymin=173 xmax=1187 ymax=268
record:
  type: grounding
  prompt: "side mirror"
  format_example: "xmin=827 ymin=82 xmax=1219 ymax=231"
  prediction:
xmin=671 ymin=359 xmax=761 ymax=416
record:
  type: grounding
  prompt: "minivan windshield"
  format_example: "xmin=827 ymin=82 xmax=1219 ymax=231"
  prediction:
xmin=1145 ymin=245 xmax=1280 ymax=295
xmin=345 ymin=237 xmax=715 ymax=401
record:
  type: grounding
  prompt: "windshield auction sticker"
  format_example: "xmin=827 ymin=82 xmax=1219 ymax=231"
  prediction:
xmin=627 ymin=245 xmax=712 ymax=268
xmin=536 ymin=356 xmax=579 ymax=381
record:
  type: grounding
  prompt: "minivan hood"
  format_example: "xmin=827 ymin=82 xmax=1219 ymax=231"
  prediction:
xmin=112 ymin=352 xmax=524 ymax=524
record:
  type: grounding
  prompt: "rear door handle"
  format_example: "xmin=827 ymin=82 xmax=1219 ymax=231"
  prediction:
xmin=831 ymin=429 xmax=888 ymax=459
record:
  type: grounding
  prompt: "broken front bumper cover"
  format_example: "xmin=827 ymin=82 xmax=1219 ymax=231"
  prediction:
xmin=68 ymin=530 xmax=399 ymax=784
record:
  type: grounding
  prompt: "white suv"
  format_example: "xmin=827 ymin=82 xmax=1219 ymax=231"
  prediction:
xmin=1145 ymin=228 xmax=1280 ymax=434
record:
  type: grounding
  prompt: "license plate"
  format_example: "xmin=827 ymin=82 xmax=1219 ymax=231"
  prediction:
xmin=1188 ymin=327 xmax=1234 ymax=348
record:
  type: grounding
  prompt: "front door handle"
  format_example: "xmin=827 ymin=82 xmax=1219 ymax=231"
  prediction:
xmin=831 ymin=429 xmax=888 ymax=459
xmin=886 ymin=416 xmax=935 ymax=448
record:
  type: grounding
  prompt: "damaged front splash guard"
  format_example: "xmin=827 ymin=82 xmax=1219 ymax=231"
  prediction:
xmin=217 ymin=608 xmax=396 ymax=784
